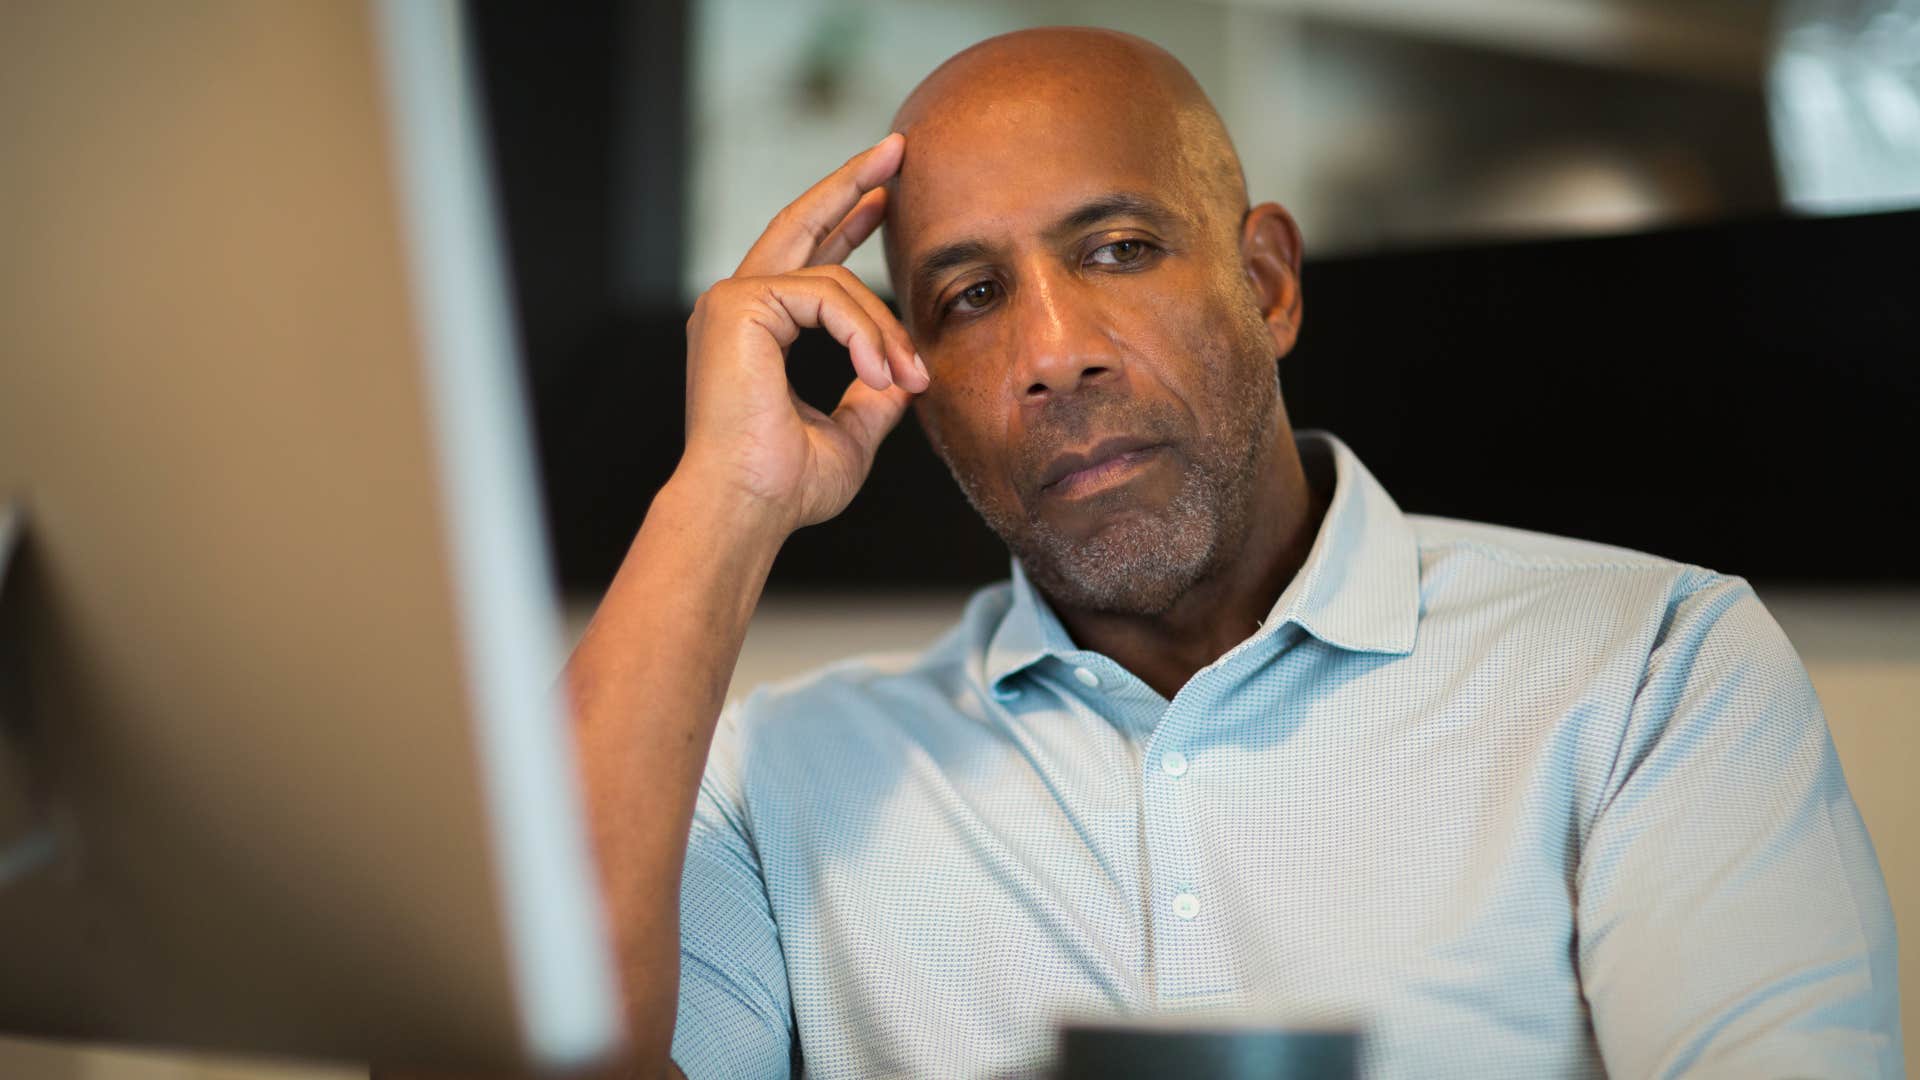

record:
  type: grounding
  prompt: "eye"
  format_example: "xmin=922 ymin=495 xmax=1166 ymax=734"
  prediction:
xmin=1088 ymin=238 xmax=1152 ymax=267
xmin=947 ymin=279 xmax=998 ymax=315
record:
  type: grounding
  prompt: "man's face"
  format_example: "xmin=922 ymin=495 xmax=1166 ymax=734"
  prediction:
xmin=889 ymin=89 xmax=1289 ymax=615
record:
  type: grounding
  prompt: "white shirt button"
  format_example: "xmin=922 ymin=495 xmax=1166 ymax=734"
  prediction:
xmin=1172 ymin=892 xmax=1200 ymax=920
xmin=1073 ymin=666 xmax=1101 ymax=689
xmin=1160 ymin=750 xmax=1188 ymax=777
xmin=992 ymin=683 xmax=1023 ymax=702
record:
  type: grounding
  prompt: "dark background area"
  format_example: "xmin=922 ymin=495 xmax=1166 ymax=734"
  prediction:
xmin=469 ymin=0 xmax=1920 ymax=596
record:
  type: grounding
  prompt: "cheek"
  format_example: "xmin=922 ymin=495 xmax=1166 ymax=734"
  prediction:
xmin=1154 ymin=288 xmax=1275 ymax=424
xmin=916 ymin=381 xmax=1000 ymax=476
xmin=1191 ymin=265 xmax=1275 ymax=369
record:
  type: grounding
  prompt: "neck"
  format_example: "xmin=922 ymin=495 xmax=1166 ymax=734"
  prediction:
xmin=1049 ymin=430 xmax=1328 ymax=700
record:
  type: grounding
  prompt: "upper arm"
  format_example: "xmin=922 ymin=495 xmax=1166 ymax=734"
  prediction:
xmin=1575 ymin=575 xmax=1901 ymax=1078
xmin=669 ymin=705 xmax=797 ymax=1080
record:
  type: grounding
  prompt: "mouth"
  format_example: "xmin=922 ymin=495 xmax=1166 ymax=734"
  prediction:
xmin=1038 ymin=436 xmax=1167 ymax=499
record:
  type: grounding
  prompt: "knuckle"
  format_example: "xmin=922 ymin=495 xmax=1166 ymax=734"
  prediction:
xmin=827 ymin=267 xmax=872 ymax=304
xmin=719 ymin=276 xmax=760 ymax=302
xmin=696 ymin=278 xmax=765 ymax=325
xmin=805 ymin=273 xmax=845 ymax=303
xmin=773 ymin=205 xmax=829 ymax=246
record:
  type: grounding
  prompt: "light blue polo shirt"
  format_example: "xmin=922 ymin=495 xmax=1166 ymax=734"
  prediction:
xmin=670 ymin=430 xmax=1900 ymax=1079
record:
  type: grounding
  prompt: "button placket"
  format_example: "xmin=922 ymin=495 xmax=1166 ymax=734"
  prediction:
xmin=1141 ymin=699 xmax=1235 ymax=1002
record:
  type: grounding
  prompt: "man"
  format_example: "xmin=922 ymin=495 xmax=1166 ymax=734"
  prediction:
xmin=567 ymin=27 xmax=1900 ymax=1080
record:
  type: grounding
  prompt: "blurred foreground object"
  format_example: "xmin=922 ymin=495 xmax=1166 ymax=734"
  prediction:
xmin=1058 ymin=1020 xmax=1359 ymax=1080
xmin=0 ymin=0 xmax=621 ymax=1071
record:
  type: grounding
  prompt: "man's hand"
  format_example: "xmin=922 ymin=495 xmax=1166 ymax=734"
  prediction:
xmin=676 ymin=132 xmax=925 ymax=534
xmin=517 ymin=135 xmax=931 ymax=1080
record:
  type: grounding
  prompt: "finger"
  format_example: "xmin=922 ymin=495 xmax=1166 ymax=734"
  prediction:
xmin=748 ymin=275 xmax=894 ymax=391
xmin=831 ymin=378 xmax=914 ymax=466
xmin=791 ymin=264 xmax=926 ymax=392
xmin=736 ymin=133 xmax=904 ymax=277
xmin=807 ymin=186 xmax=888 ymax=269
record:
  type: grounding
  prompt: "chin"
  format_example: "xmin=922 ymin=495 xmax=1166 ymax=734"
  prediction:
xmin=951 ymin=442 xmax=1250 ymax=616
xmin=1015 ymin=503 xmax=1221 ymax=617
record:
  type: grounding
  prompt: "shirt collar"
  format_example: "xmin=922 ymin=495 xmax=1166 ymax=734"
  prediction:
xmin=985 ymin=429 xmax=1421 ymax=691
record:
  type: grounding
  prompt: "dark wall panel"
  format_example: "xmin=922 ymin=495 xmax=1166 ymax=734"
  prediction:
xmin=1284 ymin=210 xmax=1920 ymax=584
xmin=463 ymin=7 xmax=1918 ymax=594
xmin=528 ymin=210 xmax=1920 ymax=595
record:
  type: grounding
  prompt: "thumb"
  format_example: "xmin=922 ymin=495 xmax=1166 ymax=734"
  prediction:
xmin=829 ymin=378 xmax=914 ymax=467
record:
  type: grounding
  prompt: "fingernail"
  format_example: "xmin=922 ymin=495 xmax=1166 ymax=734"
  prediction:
xmin=913 ymin=352 xmax=930 ymax=387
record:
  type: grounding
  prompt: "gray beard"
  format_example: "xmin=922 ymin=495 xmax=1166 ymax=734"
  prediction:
xmin=946 ymin=371 xmax=1278 ymax=618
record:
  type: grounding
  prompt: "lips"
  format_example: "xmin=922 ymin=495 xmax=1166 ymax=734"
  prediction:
xmin=1038 ymin=435 xmax=1165 ymax=493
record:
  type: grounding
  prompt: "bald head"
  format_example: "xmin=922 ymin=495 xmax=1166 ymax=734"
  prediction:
xmin=883 ymin=28 xmax=1249 ymax=303
xmin=892 ymin=28 xmax=1243 ymax=189
xmin=868 ymin=28 xmax=1309 ymax=622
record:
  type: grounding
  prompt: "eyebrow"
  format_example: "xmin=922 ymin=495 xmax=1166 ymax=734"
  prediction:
xmin=1048 ymin=192 xmax=1179 ymax=237
xmin=909 ymin=239 xmax=995 ymax=307
xmin=907 ymin=192 xmax=1181 ymax=307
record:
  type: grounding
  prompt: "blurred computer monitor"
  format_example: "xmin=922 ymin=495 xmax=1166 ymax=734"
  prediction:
xmin=0 ymin=0 xmax=622 ymax=1070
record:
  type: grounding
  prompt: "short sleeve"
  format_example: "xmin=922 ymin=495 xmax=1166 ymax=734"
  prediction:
xmin=1575 ymin=574 xmax=1902 ymax=1078
xmin=670 ymin=703 xmax=795 ymax=1079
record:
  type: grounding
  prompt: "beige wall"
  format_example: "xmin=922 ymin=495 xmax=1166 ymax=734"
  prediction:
xmin=4 ymin=587 xmax=1913 ymax=1078
xmin=1767 ymin=587 xmax=1920 ymax=1057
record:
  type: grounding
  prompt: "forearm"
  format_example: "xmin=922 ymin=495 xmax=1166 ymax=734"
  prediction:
xmin=562 ymin=472 xmax=786 ymax=1069
xmin=379 ymin=128 xmax=909 ymax=1080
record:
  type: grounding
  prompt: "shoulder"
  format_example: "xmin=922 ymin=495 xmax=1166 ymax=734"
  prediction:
xmin=1404 ymin=513 xmax=1768 ymax=660
xmin=697 ymin=583 xmax=1017 ymax=832
xmin=717 ymin=581 xmax=1010 ymax=754
xmin=1410 ymin=513 xmax=1702 ymax=575
xmin=1409 ymin=513 xmax=1735 ymax=597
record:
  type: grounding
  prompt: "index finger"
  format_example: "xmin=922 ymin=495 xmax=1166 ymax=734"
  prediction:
xmin=734 ymin=133 xmax=904 ymax=278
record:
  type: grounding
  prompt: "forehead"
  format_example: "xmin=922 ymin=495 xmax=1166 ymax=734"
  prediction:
xmin=890 ymin=86 xmax=1199 ymax=268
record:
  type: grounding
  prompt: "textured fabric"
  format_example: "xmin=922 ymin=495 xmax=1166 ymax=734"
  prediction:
xmin=669 ymin=430 xmax=1900 ymax=1079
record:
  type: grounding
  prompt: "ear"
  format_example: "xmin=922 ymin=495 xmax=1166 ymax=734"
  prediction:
xmin=1239 ymin=202 xmax=1304 ymax=358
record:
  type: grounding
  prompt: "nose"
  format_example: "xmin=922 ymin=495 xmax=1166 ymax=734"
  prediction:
xmin=1009 ymin=270 xmax=1119 ymax=403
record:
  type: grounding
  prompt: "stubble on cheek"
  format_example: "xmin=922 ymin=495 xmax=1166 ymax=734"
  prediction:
xmin=931 ymin=303 xmax=1282 ymax=617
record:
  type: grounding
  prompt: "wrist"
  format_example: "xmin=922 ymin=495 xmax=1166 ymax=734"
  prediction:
xmin=591 ymin=470 xmax=788 ymax=642
xmin=650 ymin=465 xmax=794 ymax=561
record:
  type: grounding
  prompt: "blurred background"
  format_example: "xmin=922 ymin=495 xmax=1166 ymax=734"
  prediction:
xmin=473 ymin=0 xmax=1920 ymax=598
xmin=4 ymin=0 xmax=1917 ymax=1076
